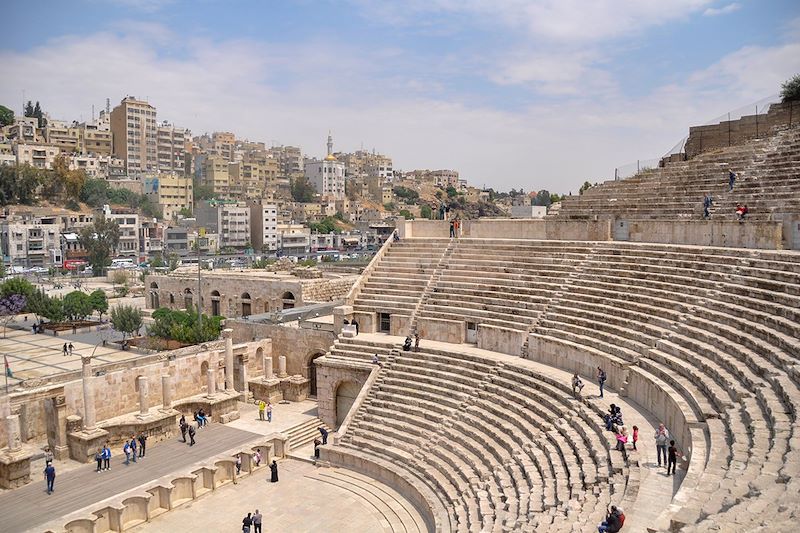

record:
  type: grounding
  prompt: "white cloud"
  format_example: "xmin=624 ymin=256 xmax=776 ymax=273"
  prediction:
xmin=0 ymin=25 xmax=798 ymax=194
xmin=703 ymin=3 xmax=741 ymax=16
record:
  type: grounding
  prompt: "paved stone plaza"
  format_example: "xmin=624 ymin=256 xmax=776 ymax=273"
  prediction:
xmin=0 ymin=327 xmax=139 ymax=388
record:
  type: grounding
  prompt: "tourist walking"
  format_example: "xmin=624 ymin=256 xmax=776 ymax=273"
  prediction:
xmin=449 ymin=220 xmax=455 ymax=238
xmin=728 ymin=170 xmax=736 ymax=191
xmin=654 ymin=423 xmax=670 ymax=467
xmin=253 ymin=450 xmax=262 ymax=467
xmin=266 ymin=402 xmax=272 ymax=423
xmin=319 ymin=426 xmax=328 ymax=445
xmin=138 ymin=432 xmax=147 ymax=457
xmin=123 ymin=440 xmax=131 ymax=465
xmin=702 ymin=193 xmax=713 ymax=219
xmin=43 ymin=446 xmax=54 ymax=465
xmin=252 ymin=509 xmax=263 ymax=533
xmin=68 ymin=343 xmax=74 ymax=356
xmin=314 ymin=438 xmax=321 ymax=459
xmin=667 ymin=440 xmax=679 ymax=475
xmin=95 ymin=448 xmax=103 ymax=472
xmin=102 ymin=443 xmax=111 ymax=470
xmin=188 ymin=424 xmax=196 ymax=446
xmin=236 ymin=454 xmax=242 ymax=475
xmin=242 ymin=512 xmax=253 ymax=533
xmin=414 ymin=333 xmax=420 ymax=352
xmin=44 ymin=462 xmax=56 ymax=494
xmin=62 ymin=343 xmax=68 ymax=356
xmin=180 ymin=420 xmax=187 ymax=442
xmin=270 ymin=460 xmax=279 ymax=482
xmin=597 ymin=367 xmax=607 ymax=398
xmin=631 ymin=426 xmax=639 ymax=451
xmin=257 ymin=399 xmax=266 ymax=421
xmin=129 ymin=436 xmax=137 ymax=462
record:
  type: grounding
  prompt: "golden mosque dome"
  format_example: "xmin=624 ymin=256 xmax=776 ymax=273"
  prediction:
xmin=325 ymin=153 xmax=337 ymax=161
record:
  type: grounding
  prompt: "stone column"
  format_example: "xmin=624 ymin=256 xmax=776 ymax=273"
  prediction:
xmin=206 ymin=369 xmax=216 ymax=397
xmin=5 ymin=414 xmax=22 ymax=452
xmin=138 ymin=376 xmax=149 ymax=416
xmin=52 ymin=395 xmax=69 ymax=460
xmin=264 ymin=356 xmax=273 ymax=380
xmin=161 ymin=375 xmax=172 ymax=409
xmin=81 ymin=356 xmax=96 ymax=431
xmin=223 ymin=329 xmax=235 ymax=391
xmin=240 ymin=355 xmax=249 ymax=401
xmin=278 ymin=355 xmax=287 ymax=378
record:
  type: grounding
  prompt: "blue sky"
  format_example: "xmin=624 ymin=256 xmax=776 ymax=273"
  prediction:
xmin=2 ymin=0 xmax=799 ymax=192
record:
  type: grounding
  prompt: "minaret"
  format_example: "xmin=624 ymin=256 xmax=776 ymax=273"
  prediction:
xmin=327 ymin=132 xmax=333 ymax=157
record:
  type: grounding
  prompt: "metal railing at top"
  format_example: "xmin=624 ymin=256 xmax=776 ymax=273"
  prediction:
xmin=612 ymin=94 xmax=784 ymax=181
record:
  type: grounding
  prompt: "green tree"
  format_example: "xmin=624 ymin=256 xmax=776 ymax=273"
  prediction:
xmin=178 ymin=207 xmax=192 ymax=218
xmin=290 ymin=176 xmax=316 ymax=202
xmin=78 ymin=216 xmax=120 ymax=276
xmin=0 ymin=164 xmax=43 ymax=205
xmin=309 ymin=216 xmax=341 ymax=234
xmin=23 ymin=101 xmax=34 ymax=118
xmin=383 ymin=202 xmax=396 ymax=211
xmin=579 ymin=181 xmax=593 ymax=195
xmin=150 ymin=253 xmax=165 ymax=268
xmin=420 ymin=204 xmax=433 ymax=219
xmin=79 ymin=178 xmax=111 ymax=207
xmin=781 ymin=74 xmax=800 ymax=102
xmin=32 ymin=101 xmax=46 ymax=127
xmin=1 ymin=277 xmax=35 ymax=300
xmin=532 ymin=190 xmax=552 ymax=207
xmin=446 ymin=186 xmax=458 ymax=198
xmin=40 ymin=295 xmax=65 ymax=323
xmin=398 ymin=209 xmax=415 ymax=220
xmin=63 ymin=291 xmax=92 ymax=321
xmin=0 ymin=105 xmax=13 ymax=127
xmin=89 ymin=289 xmax=108 ymax=319
xmin=193 ymin=183 xmax=215 ymax=201
xmin=111 ymin=305 xmax=143 ymax=340
xmin=0 ymin=261 xmax=5 ymax=278
xmin=149 ymin=308 xmax=221 ymax=344
xmin=393 ymin=186 xmax=420 ymax=203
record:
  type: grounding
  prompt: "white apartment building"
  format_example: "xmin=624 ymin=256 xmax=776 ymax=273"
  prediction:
xmin=304 ymin=134 xmax=345 ymax=200
xmin=157 ymin=121 xmax=189 ymax=175
xmin=277 ymin=223 xmax=310 ymax=255
xmin=15 ymin=144 xmax=60 ymax=169
xmin=195 ymin=199 xmax=250 ymax=248
xmin=0 ymin=221 xmax=60 ymax=268
xmin=110 ymin=96 xmax=157 ymax=176
xmin=249 ymin=201 xmax=278 ymax=252
xmin=102 ymin=205 xmax=140 ymax=258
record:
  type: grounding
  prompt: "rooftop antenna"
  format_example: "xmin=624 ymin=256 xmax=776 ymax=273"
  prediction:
xmin=92 ymin=104 xmax=95 ymax=122
xmin=106 ymin=98 xmax=110 ymax=114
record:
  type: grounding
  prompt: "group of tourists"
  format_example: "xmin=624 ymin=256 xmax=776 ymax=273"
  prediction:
xmin=402 ymin=333 xmax=420 ymax=352
xmin=179 ymin=414 xmax=198 ymax=446
xmin=256 ymin=399 xmax=273 ymax=422
xmin=701 ymin=170 xmax=751 ymax=221
xmin=655 ymin=423 xmax=679 ymax=475
xmin=61 ymin=343 xmax=74 ymax=356
xmin=122 ymin=433 xmax=147 ymax=464
xmin=241 ymin=509 xmax=263 ymax=533
xmin=449 ymin=218 xmax=462 ymax=238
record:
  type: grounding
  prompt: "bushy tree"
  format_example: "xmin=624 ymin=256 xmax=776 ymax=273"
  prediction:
xmin=63 ymin=291 xmax=92 ymax=321
xmin=579 ymin=181 xmax=593 ymax=195
xmin=446 ymin=186 xmax=458 ymax=198
xmin=420 ymin=204 xmax=433 ymax=219
xmin=393 ymin=186 xmax=420 ymax=203
xmin=149 ymin=308 xmax=221 ymax=344
xmin=0 ymin=294 xmax=26 ymax=338
xmin=398 ymin=209 xmax=414 ymax=220
xmin=111 ymin=305 xmax=143 ymax=340
xmin=290 ymin=176 xmax=316 ymax=202
xmin=89 ymin=289 xmax=108 ymax=319
xmin=309 ymin=216 xmax=341 ymax=234
xmin=781 ymin=74 xmax=800 ymax=103
xmin=0 ymin=104 xmax=13 ymax=127
xmin=0 ymin=164 xmax=44 ymax=205
xmin=78 ymin=216 xmax=120 ymax=276
xmin=193 ymin=183 xmax=215 ymax=201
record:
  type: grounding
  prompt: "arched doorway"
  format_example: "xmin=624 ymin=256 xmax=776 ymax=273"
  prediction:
xmin=183 ymin=288 xmax=193 ymax=310
xmin=241 ymin=292 xmax=251 ymax=317
xmin=335 ymin=380 xmax=361 ymax=427
xmin=281 ymin=291 xmax=296 ymax=310
xmin=255 ymin=347 xmax=264 ymax=373
xmin=149 ymin=282 xmax=159 ymax=309
xmin=211 ymin=290 xmax=221 ymax=316
xmin=307 ymin=351 xmax=326 ymax=396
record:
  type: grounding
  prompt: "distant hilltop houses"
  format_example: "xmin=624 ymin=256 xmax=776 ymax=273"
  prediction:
xmin=0 ymin=96 xmax=505 ymax=269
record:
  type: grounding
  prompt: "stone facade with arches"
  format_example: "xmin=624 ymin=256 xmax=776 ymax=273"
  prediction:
xmin=144 ymin=271 xmax=356 ymax=318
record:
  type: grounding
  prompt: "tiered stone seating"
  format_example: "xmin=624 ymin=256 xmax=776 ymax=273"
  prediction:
xmin=417 ymin=240 xmax=593 ymax=332
xmin=552 ymin=126 xmax=800 ymax=220
xmin=336 ymin=343 xmax=635 ymax=532
xmin=329 ymin=236 xmax=799 ymax=531
xmin=352 ymin=239 xmax=448 ymax=318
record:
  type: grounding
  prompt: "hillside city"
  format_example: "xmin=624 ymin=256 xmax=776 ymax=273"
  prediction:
xmin=0 ymin=96 xmax=566 ymax=274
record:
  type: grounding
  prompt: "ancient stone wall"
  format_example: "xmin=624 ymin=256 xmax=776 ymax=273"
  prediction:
xmin=226 ymin=320 xmax=336 ymax=378
xmin=685 ymin=101 xmax=799 ymax=159
xmin=300 ymin=276 xmax=358 ymax=303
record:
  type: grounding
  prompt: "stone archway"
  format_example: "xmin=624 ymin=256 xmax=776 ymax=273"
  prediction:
xmin=306 ymin=350 xmax=326 ymax=397
xmin=335 ymin=380 xmax=361 ymax=426
xmin=241 ymin=292 xmax=252 ymax=317
xmin=183 ymin=288 xmax=193 ymax=310
xmin=211 ymin=290 xmax=221 ymax=316
xmin=281 ymin=291 xmax=296 ymax=310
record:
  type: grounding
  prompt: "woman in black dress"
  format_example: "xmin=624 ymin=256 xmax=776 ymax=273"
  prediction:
xmin=270 ymin=460 xmax=279 ymax=482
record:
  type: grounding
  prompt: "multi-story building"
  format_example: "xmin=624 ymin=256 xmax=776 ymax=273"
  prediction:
xmin=164 ymin=227 xmax=190 ymax=256
xmin=249 ymin=201 xmax=278 ymax=252
xmin=44 ymin=120 xmax=81 ymax=152
xmin=277 ymin=223 xmax=310 ymax=255
xmin=157 ymin=122 xmax=189 ymax=175
xmin=195 ymin=199 xmax=250 ymax=248
xmin=229 ymin=155 xmax=279 ymax=199
xmin=144 ymin=174 xmax=193 ymax=220
xmin=15 ymin=144 xmax=60 ymax=169
xmin=2 ymin=117 xmax=39 ymax=144
xmin=431 ymin=169 xmax=460 ymax=188
xmin=110 ymin=96 xmax=157 ymax=176
xmin=0 ymin=143 xmax=16 ymax=166
xmin=268 ymin=145 xmax=304 ymax=178
xmin=139 ymin=218 xmax=164 ymax=256
xmin=0 ymin=220 xmax=60 ymax=268
xmin=305 ymin=134 xmax=345 ymax=200
xmin=200 ymin=155 xmax=231 ymax=198
xmin=101 ymin=205 xmax=140 ymax=258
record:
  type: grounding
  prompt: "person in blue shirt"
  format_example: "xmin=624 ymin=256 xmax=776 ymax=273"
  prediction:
xmin=44 ymin=462 xmax=56 ymax=494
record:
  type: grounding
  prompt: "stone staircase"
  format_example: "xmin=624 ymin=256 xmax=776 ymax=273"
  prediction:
xmin=286 ymin=418 xmax=332 ymax=452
